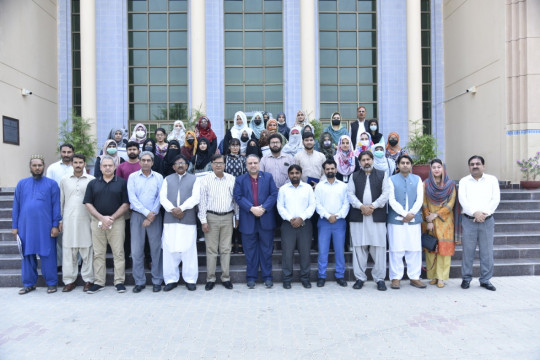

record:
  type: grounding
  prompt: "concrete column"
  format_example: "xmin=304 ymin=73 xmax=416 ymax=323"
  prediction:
xmin=80 ymin=0 xmax=97 ymax=140
xmin=190 ymin=0 xmax=206 ymax=114
xmin=406 ymin=0 xmax=423 ymax=137
xmin=300 ymin=0 xmax=316 ymax=120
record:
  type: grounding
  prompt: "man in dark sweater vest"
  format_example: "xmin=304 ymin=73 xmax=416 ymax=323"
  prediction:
xmin=347 ymin=151 xmax=390 ymax=291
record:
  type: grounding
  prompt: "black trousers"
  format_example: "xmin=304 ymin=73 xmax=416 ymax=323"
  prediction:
xmin=281 ymin=219 xmax=312 ymax=282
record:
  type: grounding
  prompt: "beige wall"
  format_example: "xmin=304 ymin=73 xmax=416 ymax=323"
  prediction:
xmin=0 ymin=0 xmax=58 ymax=187
xmin=443 ymin=0 xmax=508 ymax=181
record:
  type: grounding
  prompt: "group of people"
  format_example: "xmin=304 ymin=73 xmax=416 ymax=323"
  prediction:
xmin=12 ymin=105 xmax=501 ymax=294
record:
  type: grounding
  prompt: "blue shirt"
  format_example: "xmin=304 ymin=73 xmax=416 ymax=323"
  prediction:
xmin=127 ymin=170 xmax=163 ymax=216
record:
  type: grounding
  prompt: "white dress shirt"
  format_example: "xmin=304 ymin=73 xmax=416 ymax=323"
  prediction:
xmin=277 ymin=181 xmax=316 ymax=221
xmin=458 ymin=173 xmax=500 ymax=216
xmin=314 ymin=178 xmax=350 ymax=220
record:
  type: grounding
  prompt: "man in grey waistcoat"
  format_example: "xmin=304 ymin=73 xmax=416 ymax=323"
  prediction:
xmin=348 ymin=150 xmax=390 ymax=291
xmin=159 ymin=154 xmax=200 ymax=291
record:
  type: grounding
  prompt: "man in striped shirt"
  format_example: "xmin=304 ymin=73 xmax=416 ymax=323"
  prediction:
xmin=198 ymin=154 xmax=239 ymax=291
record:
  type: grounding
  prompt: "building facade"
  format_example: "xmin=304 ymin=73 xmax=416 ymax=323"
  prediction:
xmin=1 ymin=0 xmax=539 ymax=187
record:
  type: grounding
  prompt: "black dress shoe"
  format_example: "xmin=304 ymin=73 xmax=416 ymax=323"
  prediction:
xmin=153 ymin=284 xmax=162 ymax=292
xmin=283 ymin=282 xmax=291 ymax=289
xmin=461 ymin=280 xmax=470 ymax=289
xmin=301 ymin=280 xmax=311 ymax=289
xmin=480 ymin=282 xmax=496 ymax=291
xmin=132 ymin=285 xmax=145 ymax=293
xmin=222 ymin=281 xmax=233 ymax=289
xmin=376 ymin=280 xmax=387 ymax=291
xmin=317 ymin=278 xmax=325 ymax=287
xmin=186 ymin=283 xmax=196 ymax=291
xmin=163 ymin=283 xmax=178 ymax=292
xmin=336 ymin=278 xmax=347 ymax=287
xmin=352 ymin=280 xmax=364 ymax=289
xmin=205 ymin=282 xmax=215 ymax=291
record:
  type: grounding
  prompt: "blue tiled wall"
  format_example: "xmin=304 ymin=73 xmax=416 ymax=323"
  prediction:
xmin=431 ymin=0 xmax=445 ymax=160
xmin=205 ymin=0 xmax=225 ymax=140
xmin=95 ymin=0 xmax=128 ymax=149
xmin=377 ymin=0 xmax=408 ymax=146
xmin=283 ymin=0 xmax=301 ymax=126
xmin=57 ymin=0 xmax=72 ymax=134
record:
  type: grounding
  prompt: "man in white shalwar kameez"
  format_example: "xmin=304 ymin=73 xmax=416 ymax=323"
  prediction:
xmin=159 ymin=154 xmax=200 ymax=291
xmin=387 ymin=155 xmax=427 ymax=289
xmin=347 ymin=150 xmax=390 ymax=291
xmin=59 ymin=154 xmax=95 ymax=292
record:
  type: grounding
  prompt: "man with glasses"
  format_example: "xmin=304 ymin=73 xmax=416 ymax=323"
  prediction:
xmin=458 ymin=155 xmax=500 ymax=291
xmin=198 ymin=155 xmax=238 ymax=291
xmin=260 ymin=133 xmax=295 ymax=188
xmin=160 ymin=155 xmax=200 ymax=292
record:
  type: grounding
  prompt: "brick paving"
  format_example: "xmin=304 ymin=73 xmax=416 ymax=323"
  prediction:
xmin=0 ymin=276 xmax=539 ymax=359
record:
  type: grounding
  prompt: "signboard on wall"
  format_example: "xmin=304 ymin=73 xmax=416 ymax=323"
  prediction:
xmin=3 ymin=116 xmax=20 ymax=145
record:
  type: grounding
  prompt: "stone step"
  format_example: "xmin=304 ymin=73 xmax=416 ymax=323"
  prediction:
xmin=0 ymin=219 xmax=12 ymax=230
xmin=495 ymin=221 xmax=540 ymax=233
xmin=0 ymin=209 xmax=12 ymax=218
xmin=494 ymin=232 xmax=540 ymax=245
xmin=1 ymin=257 xmax=539 ymax=287
xmin=500 ymin=191 xmax=540 ymax=201
xmin=497 ymin=200 xmax=540 ymax=211
xmin=493 ymin=210 xmax=540 ymax=221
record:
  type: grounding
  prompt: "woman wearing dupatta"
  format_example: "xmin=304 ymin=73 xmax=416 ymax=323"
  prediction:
xmin=333 ymin=135 xmax=359 ymax=184
xmin=422 ymin=159 xmax=457 ymax=288
xmin=249 ymin=111 xmax=265 ymax=140
xmin=353 ymin=131 xmax=374 ymax=157
xmin=196 ymin=116 xmax=217 ymax=155
xmin=385 ymin=132 xmax=407 ymax=164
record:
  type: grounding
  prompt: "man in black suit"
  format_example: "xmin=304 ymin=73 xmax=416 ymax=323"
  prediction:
xmin=350 ymin=105 xmax=370 ymax=150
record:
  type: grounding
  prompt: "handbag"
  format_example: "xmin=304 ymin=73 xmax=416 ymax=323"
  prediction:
xmin=421 ymin=232 xmax=438 ymax=252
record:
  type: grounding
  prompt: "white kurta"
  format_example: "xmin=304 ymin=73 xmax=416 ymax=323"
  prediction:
xmin=60 ymin=174 xmax=95 ymax=248
xmin=387 ymin=176 xmax=423 ymax=252
xmin=348 ymin=174 xmax=389 ymax=247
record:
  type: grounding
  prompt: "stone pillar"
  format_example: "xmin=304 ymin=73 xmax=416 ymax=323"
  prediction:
xmin=406 ymin=0 xmax=423 ymax=137
xmin=190 ymin=0 xmax=206 ymax=114
xmin=300 ymin=0 xmax=316 ymax=120
xmin=80 ymin=0 xmax=97 ymax=140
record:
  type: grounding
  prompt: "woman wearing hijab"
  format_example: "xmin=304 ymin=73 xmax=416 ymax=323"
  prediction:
xmin=317 ymin=131 xmax=335 ymax=160
xmin=281 ymin=127 xmax=304 ymax=157
xmin=367 ymin=119 xmax=384 ymax=147
xmin=266 ymin=118 xmax=286 ymax=145
xmin=196 ymin=116 xmax=217 ymax=155
xmin=371 ymin=143 xmax=395 ymax=177
xmin=154 ymin=128 xmax=168 ymax=158
xmin=142 ymin=138 xmax=164 ymax=175
xmin=301 ymin=123 xmax=314 ymax=136
xmin=276 ymin=112 xmax=290 ymax=140
xmin=239 ymin=128 xmax=253 ymax=155
xmin=167 ymin=120 xmax=186 ymax=146
xmin=333 ymin=135 xmax=359 ymax=184
xmin=162 ymin=140 xmax=181 ymax=177
xmin=129 ymin=123 xmax=148 ymax=148
xmin=354 ymin=131 xmax=374 ymax=157
xmin=94 ymin=139 xmax=125 ymax=178
xmin=181 ymin=130 xmax=198 ymax=162
xmin=422 ymin=159 xmax=457 ymax=288
xmin=245 ymin=138 xmax=262 ymax=158
xmin=223 ymin=111 xmax=251 ymax=153
xmin=385 ymin=132 xmax=407 ymax=164
xmin=294 ymin=110 xmax=309 ymax=128
xmin=323 ymin=112 xmax=349 ymax=147
xmin=249 ymin=111 xmax=265 ymax=140
xmin=189 ymin=137 xmax=212 ymax=174
xmin=106 ymin=127 xmax=128 ymax=160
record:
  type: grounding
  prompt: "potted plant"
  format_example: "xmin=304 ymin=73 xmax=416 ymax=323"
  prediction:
xmin=407 ymin=120 xmax=438 ymax=180
xmin=517 ymin=151 xmax=540 ymax=189
xmin=59 ymin=112 xmax=97 ymax=170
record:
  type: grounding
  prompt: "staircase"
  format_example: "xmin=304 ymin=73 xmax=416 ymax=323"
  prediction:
xmin=0 ymin=187 xmax=539 ymax=287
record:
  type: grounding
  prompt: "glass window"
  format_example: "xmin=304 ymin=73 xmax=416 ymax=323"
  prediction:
xmin=128 ymin=0 xmax=188 ymax=127
xmin=225 ymin=1 xmax=283 ymax=119
xmin=319 ymin=0 xmax=377 ymax=120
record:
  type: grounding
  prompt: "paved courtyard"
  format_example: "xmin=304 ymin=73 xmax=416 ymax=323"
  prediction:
xmin=1 ymin=276 xmax=539 ymax=359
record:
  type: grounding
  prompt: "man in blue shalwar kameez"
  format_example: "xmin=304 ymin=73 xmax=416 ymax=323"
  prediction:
xmin=12 ymin=155 xmax=62 ymax=295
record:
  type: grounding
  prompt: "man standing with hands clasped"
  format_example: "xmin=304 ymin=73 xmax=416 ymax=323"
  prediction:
xmin=198 ymin=154 xmax=238 ymax=291
xmin=459 ymin=155 xmax=500 ymax=291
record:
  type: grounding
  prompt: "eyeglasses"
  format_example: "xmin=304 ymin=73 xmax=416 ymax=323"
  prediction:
xmin=469 ymin=162 xmax=482 ymax=166
xmin=212 ymin=162 xmax=225 ymax=166
xmin=174 ymin=162 xmax=187 ymax=166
